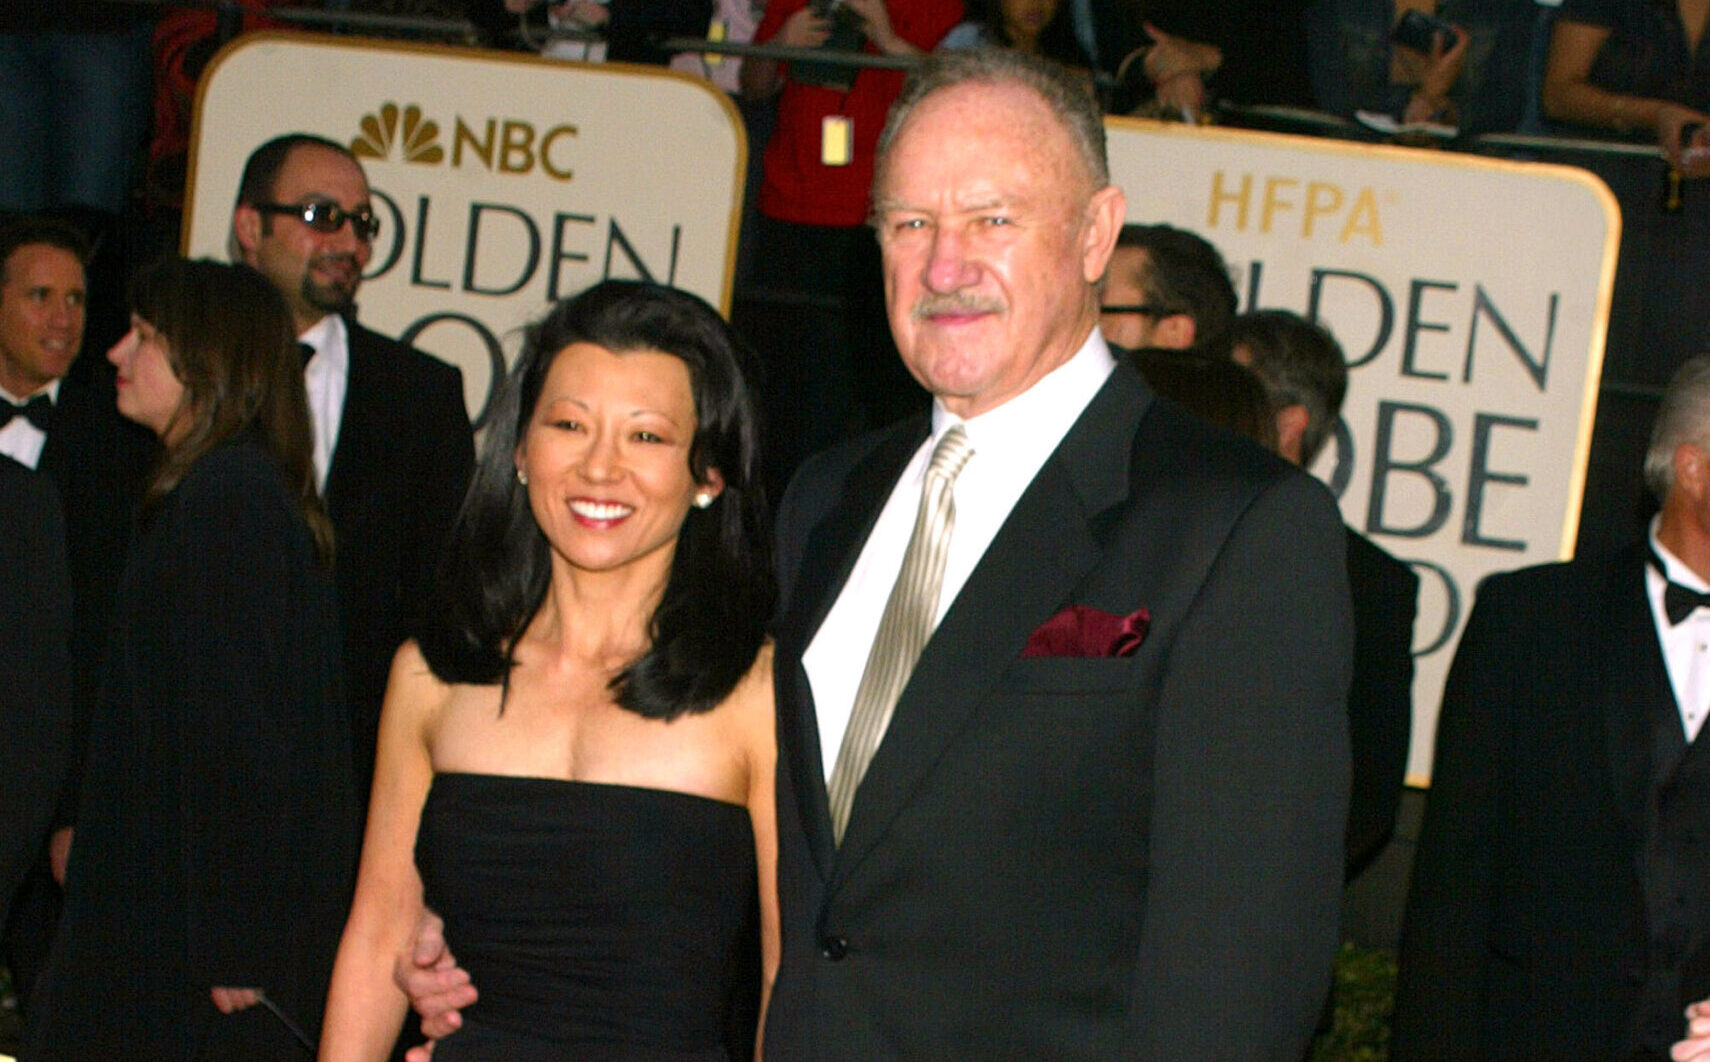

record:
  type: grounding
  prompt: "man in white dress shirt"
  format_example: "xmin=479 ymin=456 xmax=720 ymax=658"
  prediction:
xmin=232 ymin=135 xmax=474 ymax=802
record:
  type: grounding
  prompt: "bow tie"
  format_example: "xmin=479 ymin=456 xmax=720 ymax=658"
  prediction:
xmin=1650 ymin=548 xmax=1710 ymax=625
xmin=0 ymin=393 xmax=52 ymax=431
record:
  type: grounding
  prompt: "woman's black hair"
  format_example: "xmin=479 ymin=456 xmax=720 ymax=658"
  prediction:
xmin=417 ymin=279 xmax=773 ymax=720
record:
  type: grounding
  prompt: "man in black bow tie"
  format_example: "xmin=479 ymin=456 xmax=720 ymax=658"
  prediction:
xmin=1394 ymin=353 xmax=1710 ymax=1062
xmin=0 ymin=216 xmax=154 ymax=1017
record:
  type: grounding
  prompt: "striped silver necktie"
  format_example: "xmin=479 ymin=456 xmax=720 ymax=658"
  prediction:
xmin=827 ymin=425 xmax=974 ymax=844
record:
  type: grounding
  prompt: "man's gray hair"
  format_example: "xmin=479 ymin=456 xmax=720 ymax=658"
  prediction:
xmin=873 ymin=48 xmax=1109 ymax=203
xmin=1646 ymin=354 xmax=1710 ymax=499
xmin=1232 ymin=310 xmax=1348 ymax=467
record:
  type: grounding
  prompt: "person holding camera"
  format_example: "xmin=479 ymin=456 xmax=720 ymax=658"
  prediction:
xmin=1304 ymin=0 xmax=1537 ymax=137
xmin=735 ymin=0 xmax=960 ymax=489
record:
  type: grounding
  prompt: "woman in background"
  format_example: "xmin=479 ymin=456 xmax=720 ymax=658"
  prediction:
xmin=24 ymin=257 xmax=358 ymax=1062
xmin=940 ymin=0 xmax=1090 ymax=71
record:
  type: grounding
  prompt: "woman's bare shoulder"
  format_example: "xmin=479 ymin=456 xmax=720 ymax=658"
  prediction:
xmin=728 ymin=639 xmax=776 ymax=748
xmin=385 ymin=641 xmax=457 ymax=724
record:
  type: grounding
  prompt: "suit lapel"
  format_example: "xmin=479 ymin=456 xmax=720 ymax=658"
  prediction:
xmin=323 ymin=324 xmax=372 ymax=514
xmin=779 ymin=418 xmax=928 ymax=881
xmin=832 ymin=367 xmax=1152 ymax=881
xmin=36 ymin=377 xmax=90 ymax=481
xmin=1605 ymin=547 xmax=1675 ymax=831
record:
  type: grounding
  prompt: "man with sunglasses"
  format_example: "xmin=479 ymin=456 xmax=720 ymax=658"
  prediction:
xmin=1098 ymin=222 xmax=1238 ymax=357
xmin=232 ymin=134 xmax=474 ymax=805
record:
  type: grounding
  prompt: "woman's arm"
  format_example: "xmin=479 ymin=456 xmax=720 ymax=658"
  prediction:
xmin=1543 ymin=20 xmax=1651 ymax=129
xmin=1543 ymin=17 xmax=1710 ymax=170
xmin=740 ymin=644 xmax=781 ymax=1062
xmin=320 ymin=642 xmax=444 ymax=1062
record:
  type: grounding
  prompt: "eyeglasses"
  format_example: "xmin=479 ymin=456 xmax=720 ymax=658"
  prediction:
xmin=255 ymin=200 xmax=380 ymax=242
xmin=1100 ymin=304 xmax=1171 ymax=317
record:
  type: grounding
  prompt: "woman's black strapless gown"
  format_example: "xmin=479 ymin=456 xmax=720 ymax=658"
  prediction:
xmin=415 ymin=773 xmax=759 ymax=1061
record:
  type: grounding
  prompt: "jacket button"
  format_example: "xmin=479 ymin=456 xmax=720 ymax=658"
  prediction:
xmin=820 ymin=934 xmax=849 ymax=961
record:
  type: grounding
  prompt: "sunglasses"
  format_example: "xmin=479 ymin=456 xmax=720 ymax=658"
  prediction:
xmin=255 ymin=200 xmax=380 ymax=242
xmin=1100 ymin=304 xmax=1171 ymax=317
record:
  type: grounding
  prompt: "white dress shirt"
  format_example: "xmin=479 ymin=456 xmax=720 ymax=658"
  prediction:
xmin=803 ymin=330 xmax=1118 ymax=779
xmin=0 ymin=379 xmax=60 ymax=470
xmin=300 ymin=313 xmax=350 ymax=491
xmin=1649 ymin=517 xmax=1710 ymax=742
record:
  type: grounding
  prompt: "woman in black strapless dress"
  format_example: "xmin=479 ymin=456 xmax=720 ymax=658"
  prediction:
xmin=319 ymin=281 xmax=778 ymax=1062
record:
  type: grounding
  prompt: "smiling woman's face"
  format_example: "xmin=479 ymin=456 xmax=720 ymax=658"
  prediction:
xmin=516 ymin=341 xmax=720 ymax=577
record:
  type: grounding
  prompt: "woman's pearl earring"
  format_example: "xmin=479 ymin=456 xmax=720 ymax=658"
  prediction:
xmin=517 ymin=468 xmax=529 ymax=486
xmin=693 ymin=492 xmax=713 ymax=509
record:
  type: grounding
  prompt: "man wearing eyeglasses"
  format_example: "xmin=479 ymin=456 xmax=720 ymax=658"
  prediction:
xmin=232 ymin=134 xmax=475 ymax=804
xmin=1098 ymin=222 xmax=1238 ymax=357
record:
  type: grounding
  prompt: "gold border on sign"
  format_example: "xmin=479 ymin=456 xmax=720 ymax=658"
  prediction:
xmin=183 ymin=29 xmax=749 ymax=315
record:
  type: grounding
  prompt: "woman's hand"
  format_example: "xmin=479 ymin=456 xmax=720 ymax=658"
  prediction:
xmin=776 ymin=5 xmax=832 ymax=49
xmin=1140 ymin=23 xmax=1220 ymax=119
xmin=1657 ymin=102 xmax=1710 ymax=176
xmin=210 ymin=987 xmax=262 ymax=1013
xmin=843 ymin=0 xmax=915 ymax=56
xmin=549 ymin=1 xmax=609 ymax=27
xmin=48 ymin=826 xmax=71 ymax=884
xmin=1396 ymin=22 xmax=1469 ymax=123
xmin=1675 ymin=998 xmax=1710 ymax=1060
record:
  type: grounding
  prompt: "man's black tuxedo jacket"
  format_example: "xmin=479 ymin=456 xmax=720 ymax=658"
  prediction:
xmin=1344 ymin=528 xmax=1417 ymax=879
xmin=0 ymin=457 xmax=73 ymax=924
xmin=766 ymin=362 xmax=1353 ymax=1060
xmin=1392 ymin=546 xmax=1710 ymax=1061
xmin=326 ymin=323 xmax=472 ymax=797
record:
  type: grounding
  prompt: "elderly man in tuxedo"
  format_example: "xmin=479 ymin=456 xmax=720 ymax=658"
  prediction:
xmin=401 ymin=49 xmax=1351 ymax=1060
xmin=231 ymin=134 xmax=474 ymax=801
xmin=1395 ymin=354 xmax=1710 ymax=1061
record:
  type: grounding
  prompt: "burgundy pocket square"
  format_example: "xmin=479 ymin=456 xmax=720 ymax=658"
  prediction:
xmin=1021 ymin=605 xmax=1150 ymax=659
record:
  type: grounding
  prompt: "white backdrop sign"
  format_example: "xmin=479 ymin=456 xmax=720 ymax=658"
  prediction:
xmin=1107 ymin=118 xmax=1620 ymax=781
xmin=183 ymin=32 xmax=746 ymax=428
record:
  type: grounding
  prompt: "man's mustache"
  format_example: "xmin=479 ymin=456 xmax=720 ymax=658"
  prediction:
xmin=912 ymin=293 xmax=1004 ymax=320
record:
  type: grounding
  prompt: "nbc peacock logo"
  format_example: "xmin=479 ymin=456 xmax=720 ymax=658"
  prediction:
xmin=351 ymin=103 xmax=444 ymax=165
xmin=348 ymin=102 xmax=578 ymax=180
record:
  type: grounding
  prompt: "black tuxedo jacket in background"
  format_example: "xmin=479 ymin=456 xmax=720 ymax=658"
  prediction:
xmin=326 ymin=322 xmax=473 ymax=799
xmin=0 ymin=457 xmax=73 ymax=925
xmin=765 ymin=362 xmax=1353 ymax=1060
xmin=34 ymin=374 xmax=156 ymax=815
xmin=1344 ymin=528 xmax=1417 ymax=879
xmin=1392 ymin=546 xmax=1710 ymax=1061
